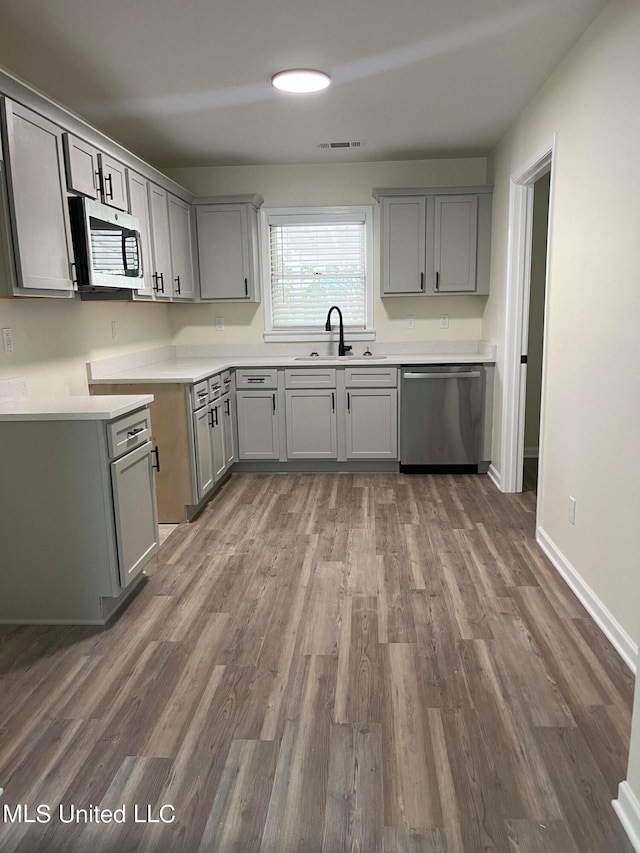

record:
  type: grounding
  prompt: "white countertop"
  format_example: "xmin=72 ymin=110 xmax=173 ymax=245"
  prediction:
xmin=89 ymin=352 xmax=496 ymax=385
xmin=0 ymin=394 xmax=154 ymax=422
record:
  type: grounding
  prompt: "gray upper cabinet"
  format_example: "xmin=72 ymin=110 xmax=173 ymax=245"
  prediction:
xmin=127 ymin=171 xmax=155 ymax=299
xmin=97 ymin=152 xmax=128 ymax=211
xmin=168 ymin=194 xmax=196 ymax=300
xmin=0 ymin=98 xmax=75 ymax=297
xmin=380 ymin=196 xmax=426 ymax=294
xmin=63 ymin=133 xmax=100 ymax=198
xmin=374 ymin=187 xmax=492 ymax=296
xmin=195 ymin=195 xmax=263 ymax=302
xmin=63 ymin=134 xmax=128 ymax=210
xmin=434 ymin=195 xmax=478 ymax=293
xmin=148 ymin=183 xmax=174 ymax=299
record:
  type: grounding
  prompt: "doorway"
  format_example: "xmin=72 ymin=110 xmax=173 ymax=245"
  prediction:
xmin=522 ymin=172 xmax=550 ymax=493
xmin=499 ymin=138 xmax=555 ymax=496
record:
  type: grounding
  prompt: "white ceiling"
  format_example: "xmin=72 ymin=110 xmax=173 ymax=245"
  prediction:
xmin=0 ymin=0 xmax=606 ymax=169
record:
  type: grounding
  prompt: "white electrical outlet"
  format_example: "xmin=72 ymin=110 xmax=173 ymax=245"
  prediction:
xmin=568 ymin=496 xmax=576 ymax=525
xmin=111 ymin=321 xmax=118 ymax=341
xmin=2 ymin=328 xmax=13 ymax=355
xmin=439 ymin=314 xmax=449 ymax=330
xmin=405 ymin=315 xmax=415 ymax=330
xmin=215 ymin=316 xmax=225 ymax=331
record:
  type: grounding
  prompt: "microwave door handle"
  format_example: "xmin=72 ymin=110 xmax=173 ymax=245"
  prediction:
xmin=122 ymin=229 xmax=142 ymax=277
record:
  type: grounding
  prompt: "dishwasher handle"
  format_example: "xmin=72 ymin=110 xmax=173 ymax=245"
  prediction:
xmin=403 ymin=370 xmax=482 ymax=380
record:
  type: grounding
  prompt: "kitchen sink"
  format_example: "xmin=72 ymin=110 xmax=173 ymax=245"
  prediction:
xmin=294 ymin=355 xmax=388 ymax=361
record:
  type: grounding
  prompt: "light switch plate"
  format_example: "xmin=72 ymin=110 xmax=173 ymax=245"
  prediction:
xmin=439 ymin=314 xmax=449 ymax=330
xmin=215 ymin=317 xmax=225 ymax=331
xmin=405 ymin=315 xmax=415 ymax=330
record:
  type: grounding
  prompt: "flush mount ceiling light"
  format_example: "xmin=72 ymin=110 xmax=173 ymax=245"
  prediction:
xmin=271 ymin=69 xmax=331 ymax=94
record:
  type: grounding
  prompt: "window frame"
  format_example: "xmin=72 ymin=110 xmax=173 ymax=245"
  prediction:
xmin=261 ymin=205 xmax=375 ymax=343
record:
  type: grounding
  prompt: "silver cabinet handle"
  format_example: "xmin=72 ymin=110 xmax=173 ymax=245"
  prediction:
xmin=403 ymin=371 xmax=481 ymax=380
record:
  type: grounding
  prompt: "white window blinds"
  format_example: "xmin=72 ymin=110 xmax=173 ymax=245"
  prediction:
xmin=268 ymin=213 xmax=368 ymax=330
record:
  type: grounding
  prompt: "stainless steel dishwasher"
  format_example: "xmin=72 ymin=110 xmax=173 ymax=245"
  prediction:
xmin=400 ymin=364 xmax=484 ymax=470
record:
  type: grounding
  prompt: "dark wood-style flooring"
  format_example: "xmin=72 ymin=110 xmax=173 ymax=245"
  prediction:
xmin=0 ymin=473 xmax=634 ymax=852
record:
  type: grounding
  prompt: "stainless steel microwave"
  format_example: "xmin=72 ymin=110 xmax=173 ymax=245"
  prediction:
xmin=68 ymin=197 xmax=143 ymax=292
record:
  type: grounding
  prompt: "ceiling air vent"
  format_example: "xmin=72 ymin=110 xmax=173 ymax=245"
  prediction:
xmin=317 ymin=140 xmax=365 ymax=150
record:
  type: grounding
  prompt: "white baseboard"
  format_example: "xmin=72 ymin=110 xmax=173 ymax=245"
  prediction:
xmin=536 ymin=527 xmax=637 ymax=673
xmin=524 ymin=446 xmax=539 ymax=459
xmin=613 ymin=782 xmax=640 ymax=852
xmin=488 ymin=464 xmax=501 ymax=490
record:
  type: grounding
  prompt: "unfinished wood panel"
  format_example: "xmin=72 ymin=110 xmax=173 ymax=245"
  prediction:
xmin=93 ymin=382 xmax=193 ymax=522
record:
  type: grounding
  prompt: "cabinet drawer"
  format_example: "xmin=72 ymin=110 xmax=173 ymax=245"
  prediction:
xmin=284 ymin=368 xmax=336 ymax=389
xmin=221 ymin=370 xmax=234 ymax=393
xmin=190 ymin=380 xmax=209 ymax=410
xmin=107 ymin=408 xmax=152 ymax=460
xmin=235 ymin=368 xmax=278 ymax=389
xmin=345 ymin=367 xmax=398 ymax=388
xmin=208 ymin=374 xmax=223 ymax=400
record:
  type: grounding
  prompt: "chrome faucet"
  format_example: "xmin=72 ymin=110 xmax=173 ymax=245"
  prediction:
xmin=325 ymin=306 xmax=352 ymax=357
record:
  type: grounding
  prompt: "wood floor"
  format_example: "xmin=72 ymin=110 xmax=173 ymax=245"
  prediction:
xmin=0 ymin=473 xmax=634 ymax=852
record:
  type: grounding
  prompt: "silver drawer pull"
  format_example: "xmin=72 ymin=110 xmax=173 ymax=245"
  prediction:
xmin=127 ymin=427 xmax=144 ymax=437
xmin=404 ymin=371 xmax=481 ymax=380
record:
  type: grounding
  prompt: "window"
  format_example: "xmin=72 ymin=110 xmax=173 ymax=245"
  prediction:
xmin=262 ymin=207 xmax=374 ymax=342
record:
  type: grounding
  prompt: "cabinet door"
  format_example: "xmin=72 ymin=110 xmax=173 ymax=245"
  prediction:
xmin=110 ymin=440 xmax=159 ymax=587
xmin=434 ymin=195 xmax=478 ymax=293
xmin=148 ymin=183 xmax=173 ymax=298
xmin=380 ymin=196 xmax=426 ymax=294
xmin=127 ymin=171 xmax=155 ymax=299
xmin=168 ymin=194 xmax=196 ymax=300
xmin=236 ymin=390 xmax=280 ymax=459
xmin=286 ymin=389 xmax=337 ymax=459
xmin=223 ymin=393 xmax=237 ymax=467
xmin=197 ymin=204 xmax=253 ymax=300
xmin=98 ymin=152 xmax=128 ymax=211
xmin=1 ymin=99 xmax=74 ymax=295
xmin=346 ymin=389 xmax=398 ymax=459
xmin=193 ymin=405 xmax=215 ymax=499
xmin=63 ymin=133 xmax=100 ymax=198
xmin=211 ymin=402 xmax=226 ymax=480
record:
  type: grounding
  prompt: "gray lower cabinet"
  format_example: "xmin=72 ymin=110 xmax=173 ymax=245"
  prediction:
xmin=0 ymin=98 xmax=75 ymax=297
xmin=236 ymin=390 xmax=280 ymax=459
xmin=222 ymin=392 xmax=237 ymax=467
xmin=192 ymin=382 xmax=234 ymax=499
xmin=193 ymin=403 xmax=215 ymax=499
xmin=286 ymin=389 xmax=337 ymax=459
xmin=210 ymin=398 xmax=226 ymax=480
xmin=110 ymin=439 xmax=159 ymax=586
xmin=345 ymin=388 xmax=398 ymax=459
xmin=0 ymin=406 xmax=159 ymax=623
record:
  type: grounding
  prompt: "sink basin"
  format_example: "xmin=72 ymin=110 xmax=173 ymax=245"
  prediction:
xmin=294 ymin=355 xmax=387 ymax=361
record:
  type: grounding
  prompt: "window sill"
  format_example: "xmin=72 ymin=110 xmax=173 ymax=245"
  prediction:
xmin=264 ymin=330 xmax=376 ymax=344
